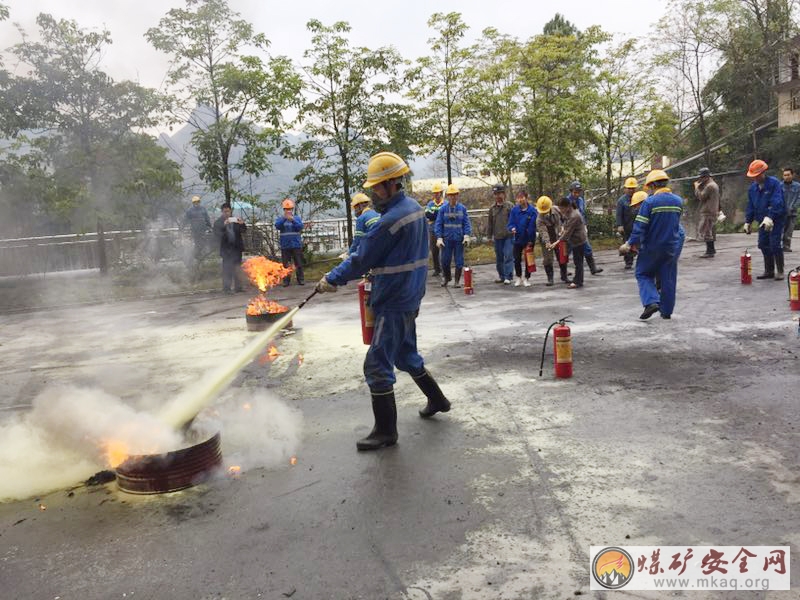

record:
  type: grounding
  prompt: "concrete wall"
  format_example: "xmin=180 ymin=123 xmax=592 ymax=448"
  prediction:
xmin=778 ymin=89 xmax=800 ymax=128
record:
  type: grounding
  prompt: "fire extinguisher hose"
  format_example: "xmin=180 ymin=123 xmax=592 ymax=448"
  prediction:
xmin=538 ymin=314 xmax=573 ymax=377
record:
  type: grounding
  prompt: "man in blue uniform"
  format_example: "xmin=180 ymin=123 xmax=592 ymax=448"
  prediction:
xmin=275 ymin=198 xmax=304 ymax=286
xmin=434 ymin=184 xmax=472 ymax=288
xmin=615 ymin=178 xmax=638 ymax=269
xmin=348 ymin=193 xmax=380 ymax=256
xmin=782 ymin=167 xmax=800 ymax=253
xmin=507 ymin=189 xmax=537 ymax=287
xmin=744 ymin=160 xmax=786 ymax=280
xmin=424 ymin=182 xmax=445 ymax=276
xmin=568 ymin=181 xmax=603 ymax=275
xmin=619 ymin=169 xmax=684 ymax=320
xmin=315 ymin=152 xmax=451 ymax=451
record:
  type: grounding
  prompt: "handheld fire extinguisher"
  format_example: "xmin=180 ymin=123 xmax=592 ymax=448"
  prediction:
xmin=557 ymin=240 xmax=568 ymax=266
xmin=357 ymin=278 xmax=374 ymax=345
xmin=463 ymin=265 xmax=474 ymax=295
xmin=788 ymin=266 xmax=800 ymax=311
xmin=539 ymin=315 xmax=573 ymax=379
xmin=524 ymin=244 xmax=537 ymax=273
xmin=741 ymin=248 xmax=752 ymax=285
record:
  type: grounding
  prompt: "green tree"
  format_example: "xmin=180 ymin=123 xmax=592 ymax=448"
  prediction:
xmin=517 ymin=21 xmax=607 ymax=196
xmin=407 ymin=12 xmax=478 ymax=184
xmin=146 ymin=0 xmax=301 ymax=208
xmin=465 ymin=28 xmax=524 ymax=197
xmin=294 ymin=19 xmax=406 ymax=243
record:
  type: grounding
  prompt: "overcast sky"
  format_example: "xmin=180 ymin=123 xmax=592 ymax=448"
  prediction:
xmin=2 ymin=0 xmax=667 ymax=93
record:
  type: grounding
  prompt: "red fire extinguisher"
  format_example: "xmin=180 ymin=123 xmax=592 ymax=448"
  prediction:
xmin=357 ymin=279 xmax=374 ymax=345
xmin=789 ymin=267 xmax=800 ymax=311
xmin=557 ymin=240 xmax=568 ymax=265
xmin=539 ymin=316 xmax=573 ymax=379
xmin=463 ymin=266 xmax=474 ymax=295
xmin=741 ymin=248 xmax=752 ymax=285
xmin=524 ymin=244 xmax=537 ymax=273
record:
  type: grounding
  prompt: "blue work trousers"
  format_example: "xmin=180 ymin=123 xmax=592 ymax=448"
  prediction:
xmin=635 ymin=248 xmax=680 ymax=317
xmin=758 ymin=217 xmax=785 ymax=258
xmin=364 ymin=310 xmax=425 ymax=391
xmin=441 ymin=240 xmax=464 ymax=270
xmin=494 ymin=237 xmax=513 ymax=280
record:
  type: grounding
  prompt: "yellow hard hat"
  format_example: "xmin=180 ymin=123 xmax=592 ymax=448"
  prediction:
xmin=630 ymin=191 xmax=648 ymax=207
xmin=191 ymin=195 xmax=201 ymax=203
xmin=350 ymin=193 xmax=370 ymax=208
xmin=282 ymin=198 xmax=295 ymax=210
xmin=363 ymin=151 xmax=410 ymax=188
xmin=431 ymin=182 xmax=443 ymax=193
xmin=446 ymin=183 xmax=460 ymax=195
xmin=623 ymin=177 xmax=638 ymax=189
xmin=644 ymin=169 xmax=669 ymax=186
xmin=536 ymin=195 xmax=553 ymax=213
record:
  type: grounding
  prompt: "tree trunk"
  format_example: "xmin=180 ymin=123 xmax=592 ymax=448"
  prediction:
xmin=341 ymin=151 xmax=353 ymax=245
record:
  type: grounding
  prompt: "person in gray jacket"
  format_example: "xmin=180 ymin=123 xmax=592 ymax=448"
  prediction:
xmin=782 ymin=167 xmax=800 ymax=252
xmin=183 ymin=195 xmax=212 ymax=261
xmin=694 ymin=167 xmax=720 ymax=258
xmin=487 ymin=184 xmax=514 ymax=284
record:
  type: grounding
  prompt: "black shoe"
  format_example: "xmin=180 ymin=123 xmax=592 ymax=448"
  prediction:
xmin=298 ymin=281 xmax=305 ymax=286
xmin=624 ymin=264 xmax=632 ymax=270
xmin=433 ymin=270 xmax=441 ymax=276
xmin=586 ymin=255 xmax=603 ymax=274
xmin=785 ymin=248 xmax=793 ymax=253
xmin=757 ymin=255 xmax=775 ymax=279
xmin=453 ymin=267 xmax=462 ymax=288
xmin=775 ymin=254 xmax=784 ymax=280
xmin=660 ymin=313 xmax=671 ymax=319
xmin=356 ymin=390 xmax=398 ymax=451
xmin=640 ymin=303 xmax=660 ymax=320
xmin=413 ymin=370 xmax=451 ymax=418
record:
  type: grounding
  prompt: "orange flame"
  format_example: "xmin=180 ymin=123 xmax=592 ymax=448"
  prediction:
xmin=104 ymin=440 xmax=130 ymax=469
xmin=228 ymin=465 xmax=241 ymax=477
xmin=242 ymin=256 xmax=293 ymax=293
xmin=259 ymin=345 xmax=281 ymax=364
xmin=246 ymin=295 xmax=289 ymax=316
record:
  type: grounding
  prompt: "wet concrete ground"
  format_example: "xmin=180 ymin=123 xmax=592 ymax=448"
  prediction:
xmin=1 ymin=233 xmax=799 ymax=599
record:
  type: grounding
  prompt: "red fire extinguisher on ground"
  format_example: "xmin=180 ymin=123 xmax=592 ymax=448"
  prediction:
xmin=741 ymin=248 xmax=752 ymax=285
xmin=539 ymin=316 xmax=573 ymax=379
xmin=789 ymin=266 xmax=800 ymax=311
xmin=557 ymin=240 xmax=568 ymax=265
xmin=358 ymin=278 xmax=374 ymax=345
xmin=463 ymin=266 xmax=474 ymax=295
xmin=524 ymin=244 xmax=537 ymax=273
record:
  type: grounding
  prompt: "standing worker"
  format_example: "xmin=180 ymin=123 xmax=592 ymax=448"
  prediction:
xmin=275 ymin=198 xmax=305 ymax=286
xmin=536 ymin=196 xmax=563 ymax=286
xmin=619 ymin=170 xmax=684 ymax=320
xmin=183 ymin=195 xmax=212 ymax=267
xmin=212 ymin=203 xmax=246 ymax=293
xmin=744 ymin=160 xmax=785 ymax=280
xmin=616 ymin=178 xmax=638 ymax=269
xmin=434 ymin=184 xmax=472 ymax=288
xmin=425 ymin=183 xmax=445 ymax=276
xmin=348 ymin=193 xmax=380 ymax=256
xmin=568 ymin=181 xmax=603 ymax=275
xmin=547 ymin=198 xmax=587 ymax=289
xmin=694 ymin=167 xmax=720 ymax=258
xmin=782 ymin=167 xmax=799 ymax=253
xmin=315 ymin=151 xmax=451 ymax=451
xmin=488 ymin=184 xmax=514 ymax=284
xmin=507 ymin=189 xmax=538 ymax=287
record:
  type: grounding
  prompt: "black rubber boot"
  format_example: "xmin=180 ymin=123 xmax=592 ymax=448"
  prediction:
xmin=559 ymin=263 xmax=569 ymax=282
xmin=700 ymin=241 xmax=715 ymax=258
xmin=756 ymin=255 xmax=775 ymax=279
xmin=545 ymin=265 xmax=554 ymax=286
xmin=640 ymin=303 xmax=660 ymax=320
xmin=586 ymin=255 xmax=603 ymax=274
xmin=356 ymin=390 xmax=398 ymax=451
xmin=453 ymin=267 xmax=462 ymax=288
xmin=413 ymin=370 xmax=451 ymax=418
xmin=441 ymin=266 xmax=451 ymax=287
xmin=775 ymin=254 xmax=784 ymax=280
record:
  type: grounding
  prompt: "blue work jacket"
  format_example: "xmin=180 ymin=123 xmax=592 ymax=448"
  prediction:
xmin=507 ymin=204 xmax=538 ymax=245
xmin=275 ymin=215 xmax=304 ymax=250
xmin=434 ymin=202 xmax=472 ymax=241
xmin=628 ymin=188 xmax=684 ymax=252
xmin=746 ymin=176 xmax=785 ymax=224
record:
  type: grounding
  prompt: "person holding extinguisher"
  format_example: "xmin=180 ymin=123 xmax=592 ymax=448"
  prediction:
xmin=744 ymin=159 xmax=786 ymax=280
xmin=547 ymin=198 xmax=587 ymax=289
xmin=434 ymin=184 xmax=472 ymax=288
xmin=507 ymin=189 xmax=538 ymax=287
xmin=315 ymin=152 xmax=451 ymax=452
xmin=536 ymin=195 xmax=564 ymax=286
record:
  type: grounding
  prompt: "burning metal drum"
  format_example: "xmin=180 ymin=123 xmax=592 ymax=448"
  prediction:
xmin=245 ymin=309 xmax=292 ymax=332
xmin=115 ymin=431 xmax=222 ymax=494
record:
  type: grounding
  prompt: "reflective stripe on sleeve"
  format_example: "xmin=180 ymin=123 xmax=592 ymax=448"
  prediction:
xmin=635 ymin=215 xmax=650 ymax=224
xmin=389 ymin=209 xmax=425 ymax=234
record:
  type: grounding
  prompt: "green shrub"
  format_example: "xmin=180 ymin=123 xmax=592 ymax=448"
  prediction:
xmin=587 ymin=212 xmax=616 ymax=239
